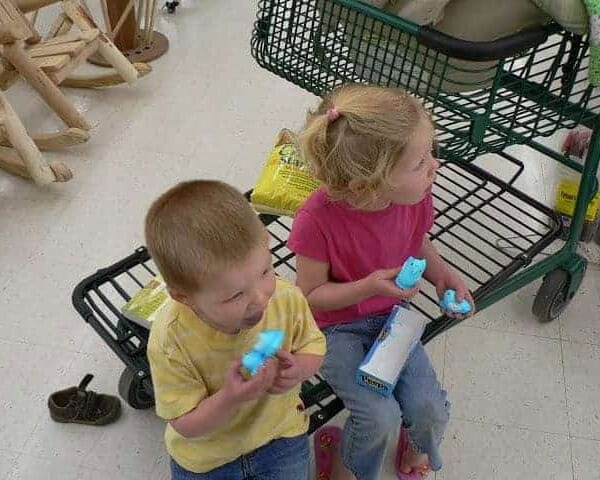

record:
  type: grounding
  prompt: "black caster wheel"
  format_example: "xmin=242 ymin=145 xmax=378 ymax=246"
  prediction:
xmin=532 ymin=269 xmax=576 ymax=323
xmin=118 ymin=368 xmax=155 ymax=409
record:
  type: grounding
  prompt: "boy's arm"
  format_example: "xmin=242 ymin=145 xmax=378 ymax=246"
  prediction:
xmin=169 ymin=388 xmax=238 ymax=438
xmin=294 ymin=353 xmax=323 ymax=379
xmin=149 ymin=326 xmax=278 ymax=439
xmin=268 ymin=285 xmax=324 ymax=395
xmin=268 ymin=351 xmax=322 ymax=395
xmin=170 ymin=359 xmax=279 ymax=438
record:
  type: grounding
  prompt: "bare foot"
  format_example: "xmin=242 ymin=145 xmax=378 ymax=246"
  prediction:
xmin=399 ymin=445 xmax=430 ymax=476
xmin=330 ymin=444 xmax=356 ymax=480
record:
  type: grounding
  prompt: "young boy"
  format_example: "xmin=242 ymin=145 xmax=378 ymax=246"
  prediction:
xmin=145 ymin=180 xmax=326 ymax=479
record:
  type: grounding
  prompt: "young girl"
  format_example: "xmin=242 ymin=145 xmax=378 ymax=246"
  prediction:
xmin=288 ymin=84 xmax=473 ymax=480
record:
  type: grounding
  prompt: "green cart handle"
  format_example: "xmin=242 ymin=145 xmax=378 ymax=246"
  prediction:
xmin=338 ymin=0 xmax=559 ymax=61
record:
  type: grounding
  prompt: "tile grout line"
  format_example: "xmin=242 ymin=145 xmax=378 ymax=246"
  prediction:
xmin=4 ymin=451 xmax=23 ymax=480
xmin=569 ymin=433 xmax=600 ymax=441
xmin=454 ymin=323 xmax=562 ymax=342
xmin=457 ymin=322 xmax=600 ymax=348
xmin=0 ymin=448 xmax=23 ymax=456
xmin=0 ymin=336 xmax=89 ymax=357
xmin=451 ymin=415 xmax=572 ymax=438
xmin=16 ymin=352 xmax=83 ymax=460
xmin=559 ymin=336 xmax=600 ymax=348
xmin=559 ymin=336 xmax=577 ymax=480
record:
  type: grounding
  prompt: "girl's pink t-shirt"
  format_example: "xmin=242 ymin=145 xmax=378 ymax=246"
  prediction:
xmin=287 ymin=187 xmax=434 ymax=329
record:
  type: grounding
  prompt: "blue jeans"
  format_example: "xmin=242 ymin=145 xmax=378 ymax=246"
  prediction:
xmin=322 ymin=314 xmax=450 ymax=480
xmin=170 ymin=435 xmax=309 ymax=480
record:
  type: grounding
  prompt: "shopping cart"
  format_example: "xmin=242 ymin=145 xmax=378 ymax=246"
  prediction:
xmin=73 ymin=0 xmax=599 ymax=431
xmin=250 ymin=0 xmax=599 ymax=322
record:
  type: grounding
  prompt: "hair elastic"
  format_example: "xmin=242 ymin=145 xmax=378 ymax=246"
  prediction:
xmin=327 ymin=107 xmax=341 ymax=122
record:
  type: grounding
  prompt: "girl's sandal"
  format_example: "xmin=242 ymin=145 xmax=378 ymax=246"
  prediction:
xmin=314 ymin=426 xmax=342 ymax=480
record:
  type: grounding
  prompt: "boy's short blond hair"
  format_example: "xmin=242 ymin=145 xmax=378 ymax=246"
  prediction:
xmin=299 ymin=84 xmax=429 ymax=209
xmin=145 ymin=180 xmax=265 ymax=293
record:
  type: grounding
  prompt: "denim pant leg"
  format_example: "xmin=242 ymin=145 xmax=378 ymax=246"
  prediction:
xmin=170 ymin=457 xmax=242 ymax=480
xmin=393 ymin=342 xmax=450 ymax=471
xmin=321 ymin=317 xmax=402 ymax=480
xmin=170 ymin=435 xmax=309 ymax=480
xmin=248 ymin=434 xmax=309 ymax=480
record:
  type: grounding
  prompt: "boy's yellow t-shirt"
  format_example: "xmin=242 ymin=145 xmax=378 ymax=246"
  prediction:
xmin=147 ymin=279 xmax=326 ymax=474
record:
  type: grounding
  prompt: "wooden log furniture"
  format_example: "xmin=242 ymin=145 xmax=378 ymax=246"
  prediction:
xmin=88 ymin=0 xmax=169 ymax=67
xmin=0 ymin=0 xmax=150 ymax=184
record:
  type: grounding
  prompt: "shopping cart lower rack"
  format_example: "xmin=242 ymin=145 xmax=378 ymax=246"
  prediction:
xmin=73 ymin=154 xmax=559 ymax=429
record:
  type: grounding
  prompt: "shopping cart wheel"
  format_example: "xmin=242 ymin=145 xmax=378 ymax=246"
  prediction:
xmin=118 ymin=368 xmax=155 ymax=409
xmin=532 ymin=269 xmax=573 ymax=323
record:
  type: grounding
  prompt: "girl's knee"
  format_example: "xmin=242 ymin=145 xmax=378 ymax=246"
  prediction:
xmin=403 ymin=389 xmax=450 ymax=428
xmin=351 ymin=397 xmax=401 ymax=435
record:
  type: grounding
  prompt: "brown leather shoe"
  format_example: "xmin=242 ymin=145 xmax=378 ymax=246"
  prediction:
xmin=48 ymin=374 xmax=121 ymax=426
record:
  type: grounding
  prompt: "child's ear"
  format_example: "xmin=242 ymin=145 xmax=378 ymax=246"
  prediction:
xmin=168 ymin=287 xmax=190 ymax=306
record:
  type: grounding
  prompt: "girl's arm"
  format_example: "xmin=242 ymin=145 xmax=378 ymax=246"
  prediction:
xmin=295 ymin=255 xmax=372 ymax=311
xmin=296 ymin=255 xmax=418 ymax=311
xmin=419 ymin=237 xmax=451 ymax=286
xmin=419 ymin=237 xmax=472 ymax=303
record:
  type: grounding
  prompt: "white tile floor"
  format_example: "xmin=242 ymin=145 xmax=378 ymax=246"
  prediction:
xmin=1 ymin=1 xmax=600 ymax=479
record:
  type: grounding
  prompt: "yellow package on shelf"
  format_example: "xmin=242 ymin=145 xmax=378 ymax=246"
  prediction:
xmin=251 ymin=129 xmax=320 ymax=217
xmin=554 ymin=178 xmax=600 ymax=242
xmin=555 ymin=178 xmax=600 ymax=222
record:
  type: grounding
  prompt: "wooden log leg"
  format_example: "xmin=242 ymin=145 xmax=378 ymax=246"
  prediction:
xmin=0 ymin=67 xmax=20 ymax=90
xmin=107 ymin=0 xmax=136 ymax=50
xmin=47 ymin=13 xmax=73 ymax=39
xmin=0 ymin=126 xmax=90 ymax=150
xmin=2 ymin=42 xmax=90 ymax=131
xmin=146 ymin=0 xmax=158 ymax=43
xmin=0 ymin=148 xmax=72 ymax=182
xmin=62 ymin=0 xmax=138 ymax=84
xmin=15 ymin=0 xmax=62 ymax=14
xmin=111 ymin=0 xmax=135 ymax=43
xmin=0 ymin=91 xmax=56 ymax=185
xmin=61 ymin=62 xmax=151 ymax=88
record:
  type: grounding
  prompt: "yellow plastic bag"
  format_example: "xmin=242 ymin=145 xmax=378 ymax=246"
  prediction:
xmin=251 ymin=129 xmax=320 ymax=217
xmin=554 ymin=177 xmax=600 ymax=242
xmin=555 ymin=178 xmax=600 ymax=223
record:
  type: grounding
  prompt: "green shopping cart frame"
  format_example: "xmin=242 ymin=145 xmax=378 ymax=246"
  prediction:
xmin=251 ymin=0 xmax=600 ymax=322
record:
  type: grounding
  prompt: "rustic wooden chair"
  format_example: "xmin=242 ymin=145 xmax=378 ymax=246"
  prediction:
xmin=0 ymin=0 xmax=149 ymax=183
xmin=0 ymin=88 xmax=71 ymax=184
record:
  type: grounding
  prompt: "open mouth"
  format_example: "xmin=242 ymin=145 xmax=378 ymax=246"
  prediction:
xmin=242 ymin=311 xmax=264 ymax=328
